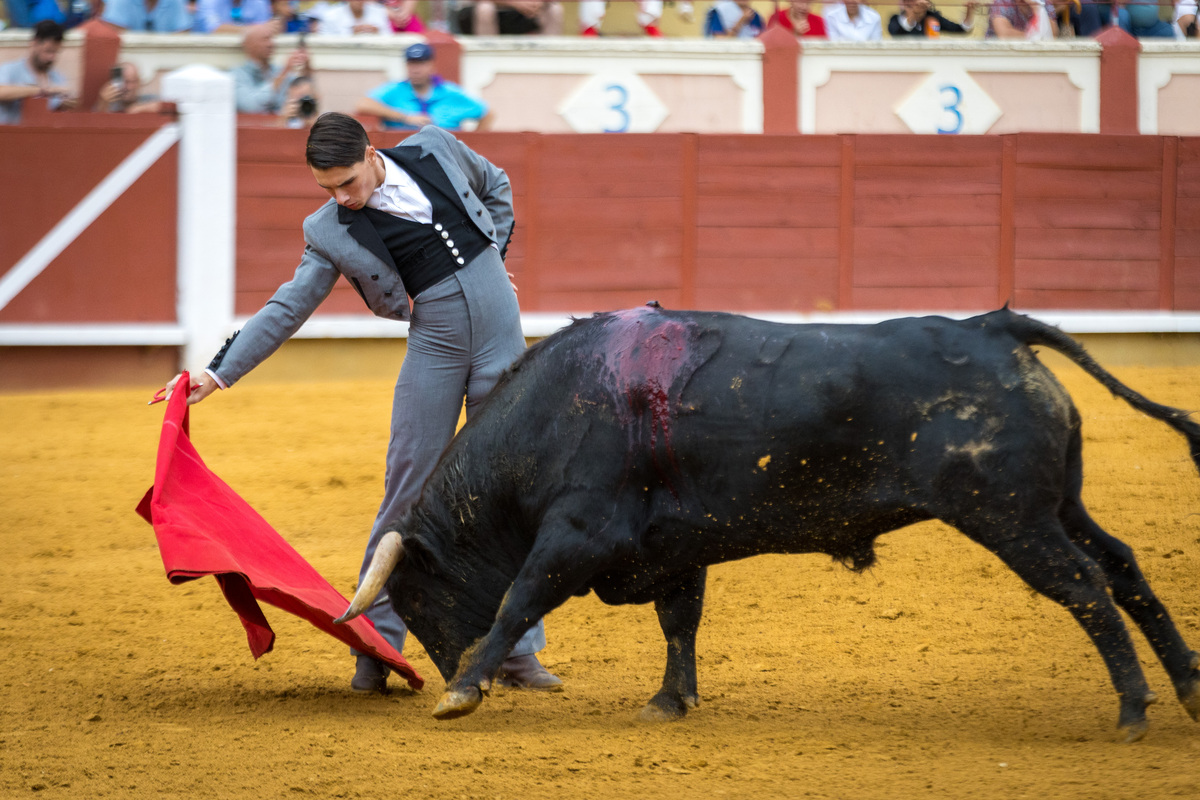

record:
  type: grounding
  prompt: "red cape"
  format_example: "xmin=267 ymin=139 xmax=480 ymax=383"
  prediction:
xmin=137 ymin=373 xmax=422 ymax=690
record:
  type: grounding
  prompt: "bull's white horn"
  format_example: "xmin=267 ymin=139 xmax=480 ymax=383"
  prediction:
xmin=333 ymin=530 xmax=403 ymax=625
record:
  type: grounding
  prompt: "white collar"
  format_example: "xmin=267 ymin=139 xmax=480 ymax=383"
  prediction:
xmin=378 ymin=150 xmax=407 ymax=189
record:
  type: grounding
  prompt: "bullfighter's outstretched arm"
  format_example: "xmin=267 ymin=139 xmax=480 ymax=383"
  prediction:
xmin=163 ymin=211 xmax=343 ymax=405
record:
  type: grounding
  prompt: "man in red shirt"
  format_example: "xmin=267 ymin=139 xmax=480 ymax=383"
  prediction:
xmin=767 ymin=0 xmax=827 ymax=37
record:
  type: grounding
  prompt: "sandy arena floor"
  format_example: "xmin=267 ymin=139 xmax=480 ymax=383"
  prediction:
xmin=2 ymin=355 xmax=1199 ymax=799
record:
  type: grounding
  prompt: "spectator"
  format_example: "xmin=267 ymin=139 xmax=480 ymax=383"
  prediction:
xmin=767 ymin=0 xmax=826 ymax=37
xmin=94 ymin=61 xmax=162 ymax=113
xmin=1118 ymin=0 xmax=1176 ymax=37
xmin=193 ymin=0 xmax=274 ymax=33
xmin=281 ymin=73 xmax=320 ymax=127
xmin=578 ymin=1 xmax=694 ymax=36
xmin=0 ymin=19 xmax=75 ymax=125
xmin=382 ymin=0 xmax=424 ymax=32
xmin=231 ymin=22 xmax=312 ymax=114
xmin=63 ymin=0 xmax=97 ymax=27
xmin=355 ymin=41 xmax=491 ymax=131
xmin=271 ymin=0 xmax=316 ymax=31
xmin=456 ymin=1 xmax=563 ymax=35
xmin=705 ymin=0 xmax=765 ymax=37
xmin=1176 ymin=0 xmax=1197 ymax=36
xmin=888 ymin=0 xmax=976 ymax=35
xmin=5 ymin=0 xmax=67 ymax=29
xmin=1055 ymin=0 xmax=1108 ymax=35
xmin=101 ymin=0 xmax=194 ymax=31
xmin=987 ymin=0 xmax=1056 ymax=37
xmin=318 ymin=0 xmax=393 ymax=34
xmin=824 ymin=0 xmax=882 ymax=40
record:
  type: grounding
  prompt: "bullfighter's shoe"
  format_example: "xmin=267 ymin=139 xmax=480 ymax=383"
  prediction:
xmin=496 ymin=654 xmax=563 ymax=691
xmin=350 ymin=655 xmax=390 ymax=694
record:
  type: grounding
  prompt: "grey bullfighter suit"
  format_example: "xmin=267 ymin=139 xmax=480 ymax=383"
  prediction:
xmin=205 ymin=125 xmax=546 ymax=662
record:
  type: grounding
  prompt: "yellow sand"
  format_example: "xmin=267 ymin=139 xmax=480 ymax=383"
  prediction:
xmin=2 ymin=358 xmax=1199 ymax=798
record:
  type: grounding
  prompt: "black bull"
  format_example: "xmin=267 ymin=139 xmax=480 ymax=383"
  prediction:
xmin=339 ymin=306 xmax=1200 ymax=741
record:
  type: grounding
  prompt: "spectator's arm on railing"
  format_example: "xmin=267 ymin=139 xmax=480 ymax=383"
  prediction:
xmin=355 ymin=96 xmax=424 ymax=128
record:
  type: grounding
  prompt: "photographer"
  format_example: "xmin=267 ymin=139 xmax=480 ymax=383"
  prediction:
xmin=281 ymin=73 xmax=319 ymax=128
xmin=95 ymin=62 xmax=162 ymax=114
xmin=231 ymin=22 xmax=311 ymax=115
xmin=888 ymin=0 xmax=977 ymax=35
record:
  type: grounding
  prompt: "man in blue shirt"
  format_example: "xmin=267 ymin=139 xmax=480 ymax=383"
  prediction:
xmin=100 ymin=0 xmax=193 ymax=31
xmin=0 ymin=20 xmax=75 ymax=125
xmin=355 ymin=42 xmax=493 ymax=132
xmin=193 ymin=0 xmax=274 ymax=33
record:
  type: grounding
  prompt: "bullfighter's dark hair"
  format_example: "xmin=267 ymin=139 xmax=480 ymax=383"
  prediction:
xmin=33 ymin=20 xmax=65 ymax=43
xmin=305 ymin=112 xmax=370 ymax=169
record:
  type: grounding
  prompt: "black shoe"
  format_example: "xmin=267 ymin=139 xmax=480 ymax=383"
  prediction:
xmin=351 ymin=656 xmax=390 ymax=694
xmin=496 ymin=654 xmax=563 ymax=691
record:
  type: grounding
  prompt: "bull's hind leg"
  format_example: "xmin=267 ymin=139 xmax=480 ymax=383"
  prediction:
xmin=1060 ymin=497 xmax=1200 ymax=722
xmin=960 ymin=515 xmax=1156 ymax=742
xmin=639 ymin=567 xmax=706 ymax=722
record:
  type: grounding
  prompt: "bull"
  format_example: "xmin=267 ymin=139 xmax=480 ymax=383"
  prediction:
xmin=337 ymin=305 xmax=1200 ymax=741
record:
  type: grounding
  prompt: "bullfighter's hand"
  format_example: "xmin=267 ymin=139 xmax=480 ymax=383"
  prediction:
xmin=161 ymin=371 xmax=219 ymax=405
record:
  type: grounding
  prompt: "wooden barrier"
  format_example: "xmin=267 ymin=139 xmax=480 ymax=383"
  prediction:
xmin=229 ymin=131 xmax=1200 ymax=316
xmin=3 ymin=124 xmax=1199 ymax=389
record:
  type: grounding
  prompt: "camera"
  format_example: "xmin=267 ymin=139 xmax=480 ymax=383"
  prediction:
xmin=298 ymin=95 xmax=318 ymax=117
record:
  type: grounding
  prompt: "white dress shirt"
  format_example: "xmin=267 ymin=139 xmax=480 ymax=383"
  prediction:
xmin=316 ymin=1 xmax=395 ymax=35
xmin=368 ymin=152 xmax=433 ymax=223
xmin=824 ymin=3 xmax=883 ymax=41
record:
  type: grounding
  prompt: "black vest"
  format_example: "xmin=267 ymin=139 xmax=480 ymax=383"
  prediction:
xmin=345 ymin=151 xmax=492 ymax=299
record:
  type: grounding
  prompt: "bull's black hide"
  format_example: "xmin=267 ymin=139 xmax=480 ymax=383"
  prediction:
xmin=380 ymin=306 xmax=1200 ymax=740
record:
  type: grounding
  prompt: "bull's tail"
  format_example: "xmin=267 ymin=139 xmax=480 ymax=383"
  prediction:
xmin=1000 ymin=310 xmax=1200 ymax=473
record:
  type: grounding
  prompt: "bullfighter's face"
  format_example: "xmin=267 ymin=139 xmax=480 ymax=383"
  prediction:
xmin=310 ymin=145 xmax=385 ymax=211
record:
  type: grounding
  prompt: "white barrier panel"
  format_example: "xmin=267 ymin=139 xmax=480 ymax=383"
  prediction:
xmin=800 ymin=40 xmax=1102 ymax=135
xmin=459 ymin=37 xmax=764 ymax=133
xmin=1139 ymin=42 xmax=1200 ymax=136
xmin=161 ymin=64 xmax=237 ymax=372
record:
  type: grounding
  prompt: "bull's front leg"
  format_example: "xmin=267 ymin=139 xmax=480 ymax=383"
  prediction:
xmin=640 ymin=567 xmax=706 ymax=722
xmin=433 ymin=518 xmax=609 ymax=720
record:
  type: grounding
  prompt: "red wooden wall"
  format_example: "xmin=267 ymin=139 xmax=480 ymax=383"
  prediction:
xmin=0 ymin=123 xmax=178 ymax=324
xmin=236 ymin=131 xmax=1200 ymax=318
xmin=2 ymin=128 xmax=1196 ymax=334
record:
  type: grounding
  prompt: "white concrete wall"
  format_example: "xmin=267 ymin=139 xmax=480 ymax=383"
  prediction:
xmin=3 ymin=31 xmax=1198 ymax=135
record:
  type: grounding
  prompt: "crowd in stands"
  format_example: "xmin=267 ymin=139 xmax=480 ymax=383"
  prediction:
xmin=1 ymin=1 xmax=1195 ymax=39
xmin=1 ymin=2 xmax=1196 ymax=126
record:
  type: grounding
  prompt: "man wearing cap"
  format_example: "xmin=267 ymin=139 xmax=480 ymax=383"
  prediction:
xmin=355 ymin=43 xmax=492 ymax=132
xmin=163 ymin=111 xmax=561 ymax=695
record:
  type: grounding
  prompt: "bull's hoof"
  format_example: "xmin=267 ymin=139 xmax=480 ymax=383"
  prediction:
xmin=433 ymin=687 xmax=483 ymax=720
xmin=1178 ymin=678 xmax=1200 ymax=722
xmin=1116 ymin=695 xmax=1154 ymax=743
xmin=637 ymin=693 xmax=698 ymax=723
xmin=1118 ymin=719 xmax=1149 ymax=744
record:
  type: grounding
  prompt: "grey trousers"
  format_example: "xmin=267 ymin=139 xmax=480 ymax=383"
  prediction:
xmin=353 ymin=248 xmax=547 ymax=661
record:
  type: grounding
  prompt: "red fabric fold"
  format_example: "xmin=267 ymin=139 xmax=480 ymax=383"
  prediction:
xmin=137 ymin=373 xmax=422 ymax=690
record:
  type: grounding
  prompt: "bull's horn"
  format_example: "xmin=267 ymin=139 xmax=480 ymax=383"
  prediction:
xmin=333 ymin=530 xmax=403 ymax=624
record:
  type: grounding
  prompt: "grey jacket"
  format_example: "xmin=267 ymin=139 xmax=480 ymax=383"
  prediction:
xmin=211 ymin=125 xmax=514 ymax=387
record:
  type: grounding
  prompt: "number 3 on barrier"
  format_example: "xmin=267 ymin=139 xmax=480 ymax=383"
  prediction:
xmin=604 ymin=84 xmax=631 ymax=133
xmin=938 ymin=84 xmax=963 ymax=135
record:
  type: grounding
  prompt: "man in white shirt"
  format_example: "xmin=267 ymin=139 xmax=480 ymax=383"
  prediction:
xmin=1175 ymin=0 xmax=1197 ymax=37
xmin=824 ymin=0 xmax=883 ymax=41
xmin=317 ymin=0 xmax=394 ymax=34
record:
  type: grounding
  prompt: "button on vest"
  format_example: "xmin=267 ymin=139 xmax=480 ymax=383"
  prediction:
xmin=361 ymin=173 xmax=491 ymax=298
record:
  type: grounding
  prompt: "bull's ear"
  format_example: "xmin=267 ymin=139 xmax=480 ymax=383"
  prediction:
xmin=400 ymin=531 xmax=442 ymax=574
